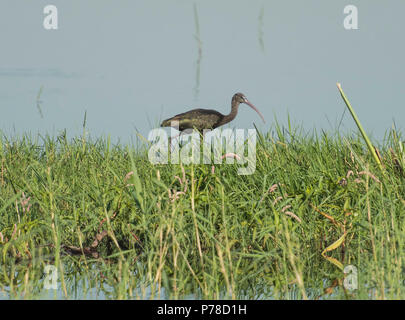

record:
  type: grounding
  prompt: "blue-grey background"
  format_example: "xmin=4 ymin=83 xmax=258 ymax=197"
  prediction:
xmin=1 ymin=0 xmax=404 ymax=143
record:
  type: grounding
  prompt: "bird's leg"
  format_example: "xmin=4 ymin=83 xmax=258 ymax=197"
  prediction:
xmin=169 ymin=133 xmax=181 ymax=153
xmin=202 ymin=129 xmax=212 ymax=141
xmin=169 ymin=129 xmax=192 ymax=152
xmin=167 ymin=120 xmax=181 ymax=153
xmin=201 ymin=129 xmax=213 ymax=164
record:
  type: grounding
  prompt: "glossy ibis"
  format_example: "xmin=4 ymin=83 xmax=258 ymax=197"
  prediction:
xmin=161 ymin=93 xmax=265 ymax=133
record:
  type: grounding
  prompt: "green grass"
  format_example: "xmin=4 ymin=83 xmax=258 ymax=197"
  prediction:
xmin=0 ymin=125 xmax=404 ymax=299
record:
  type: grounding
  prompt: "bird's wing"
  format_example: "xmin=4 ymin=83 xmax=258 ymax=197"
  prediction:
xmin=161 ymin=108 xmax=224 ymax=130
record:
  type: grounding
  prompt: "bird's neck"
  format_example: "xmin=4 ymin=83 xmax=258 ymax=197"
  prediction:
xmin=216 ymin=99 xmax=240 ymax=127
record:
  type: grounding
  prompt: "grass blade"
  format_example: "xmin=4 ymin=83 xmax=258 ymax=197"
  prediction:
xmin=337 ymin=83 xmax=383 ymax=172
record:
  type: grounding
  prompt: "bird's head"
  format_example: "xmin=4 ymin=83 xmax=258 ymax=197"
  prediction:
xmin=232 ymin=92 xmax=265 ymax=123
xmin=233 ymin=92 xmax=249 ymax=104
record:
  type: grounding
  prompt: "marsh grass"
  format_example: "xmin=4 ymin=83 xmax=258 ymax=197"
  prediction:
xmin=0 ymin=123 xmax=404 ymax=299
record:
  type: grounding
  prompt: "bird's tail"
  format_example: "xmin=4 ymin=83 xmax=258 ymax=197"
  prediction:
xmin=160 ymin=119 xmax=171 ymax=127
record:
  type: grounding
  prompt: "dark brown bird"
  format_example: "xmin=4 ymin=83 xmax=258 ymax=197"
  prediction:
xmin=161 ymin=93 xmax=265 ymax=133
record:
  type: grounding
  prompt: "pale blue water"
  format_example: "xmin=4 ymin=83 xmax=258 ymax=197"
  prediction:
xmin=1 ymin=0 xmax=404 ymax=144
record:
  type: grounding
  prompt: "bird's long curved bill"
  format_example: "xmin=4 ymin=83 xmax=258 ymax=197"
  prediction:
xmin=244 ymin=100 xmax=265 ymax=123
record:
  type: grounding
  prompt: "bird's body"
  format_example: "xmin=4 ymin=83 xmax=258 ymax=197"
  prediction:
xmin=161 ymin=108 xmax=227 ymax=131
xmin=161 ymin=93 xmax=265 ymax=133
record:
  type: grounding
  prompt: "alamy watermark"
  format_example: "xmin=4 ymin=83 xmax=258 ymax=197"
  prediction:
xmin=343 ymin=265 xmax=358 ymax=291
xmin=43 ymin=5 xmax=58 ymax=30
xmin=41 ymin=5 xmax=359 ymax=31
xmin=148 ymin=123 xmax=257 ymax=175
xmin=343 ymin=5 xmax=359 ymax=30
xmin=44 ymin=264 xmax=58 ymax=290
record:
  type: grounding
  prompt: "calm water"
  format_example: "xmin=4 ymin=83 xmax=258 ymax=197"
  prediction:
xmin=1 ymin=0 xmax=404 ymax=143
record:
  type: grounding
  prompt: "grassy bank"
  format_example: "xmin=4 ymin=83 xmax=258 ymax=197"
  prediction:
xmin=0 ymin=125 xmax=404 ymax=299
